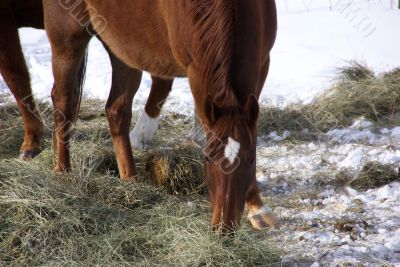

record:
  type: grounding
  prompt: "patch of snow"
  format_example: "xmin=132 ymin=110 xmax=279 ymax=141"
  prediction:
xmin=339 ymin=147 xmax=366 ymax=168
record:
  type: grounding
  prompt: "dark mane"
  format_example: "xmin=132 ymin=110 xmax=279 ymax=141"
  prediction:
xmin=189 ymin=0 xmax=238 ymax=108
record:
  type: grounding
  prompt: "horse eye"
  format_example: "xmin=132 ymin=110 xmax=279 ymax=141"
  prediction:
xmin=205 ymin=156 xmax=211 ymax=162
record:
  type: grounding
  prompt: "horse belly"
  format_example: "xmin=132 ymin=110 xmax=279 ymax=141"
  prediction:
xmin=87 ymin=0 xmax=187 ymax=78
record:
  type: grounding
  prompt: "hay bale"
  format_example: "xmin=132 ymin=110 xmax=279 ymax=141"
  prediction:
xmin=144 ymin=144 xmax=206 ymax=195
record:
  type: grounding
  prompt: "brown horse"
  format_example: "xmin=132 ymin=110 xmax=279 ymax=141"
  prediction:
xmin=0 ymin=0 xmax=44 ymax=160
xmin=44 ymin=0 xmax=278 ymax=230
xmin=0 ymin=0 xmax=175 ymax=158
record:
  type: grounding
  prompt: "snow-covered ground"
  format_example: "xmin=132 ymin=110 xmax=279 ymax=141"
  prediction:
xmin=257 ymin=118 xmax=400 ymax=266
xmin=1 ymin=1 xmax=400 ymax=266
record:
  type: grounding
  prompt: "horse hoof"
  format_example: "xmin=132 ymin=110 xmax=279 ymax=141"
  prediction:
xmin=248 ymin=205 xmax=279 ymax=230
xmin=19 ymin=150 xmax=40 ymax=161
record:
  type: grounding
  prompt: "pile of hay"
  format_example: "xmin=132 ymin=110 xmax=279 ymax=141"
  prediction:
xmin=144 ymin=144 xmax=206 ymax=195
xmin=307 ymin=62 xmax=400 ymax=129
xmin=334 ymin=162 xmax=400 ymax=191
xmin=0 ymin=99 xmax=280 ymax=266
xmin=259 ymin=63 xmax=400 ymax=136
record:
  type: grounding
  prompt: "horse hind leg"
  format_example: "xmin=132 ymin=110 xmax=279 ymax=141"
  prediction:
xmin=130 ymin=76 xmax=173 ymax=149
xmin=0 ymin=10 xmax=44 ymax=160
xmin=106 ymin=51 xmax=143 ymax=180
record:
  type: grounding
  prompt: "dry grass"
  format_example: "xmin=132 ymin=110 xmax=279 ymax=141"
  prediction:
xmin=0 ymin=99 xmax=280 ymax=266
xmin=334 ymin=162 xmax=400 ymax=191
xmin=259 ymin=63 xmax=400 ymax=137
xmin=336 ymin=61 xmax=375 ymax=82
xmin=145 ymin=145 xmax=206 ymax=195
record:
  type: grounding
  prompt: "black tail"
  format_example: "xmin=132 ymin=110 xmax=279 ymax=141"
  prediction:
xmin=72 ymin=48 xmax=88 ymax=123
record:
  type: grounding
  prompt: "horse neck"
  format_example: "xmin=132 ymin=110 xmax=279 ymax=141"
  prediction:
xmin=190 ymin=0 xmax=276 ymax=108
xmin=230 ymin=1 xmax=277 ymax=104
xmin=190 ymin=0 xmax=236 ymax=106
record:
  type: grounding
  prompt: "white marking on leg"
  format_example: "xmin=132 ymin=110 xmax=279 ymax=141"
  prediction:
xmin=224 ymin=137 xmax=240 ymax=164
xmin=129 ymin=110 xmax=158 ymax=149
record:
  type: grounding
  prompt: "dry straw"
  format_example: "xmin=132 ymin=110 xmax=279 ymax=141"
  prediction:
xmin=335 ymin=162 xmax=400 ymax=191
xmin=259 ymin=63 xmax=400 ymax=136
xmin=0 ymin=99 xmax=279 ymax=266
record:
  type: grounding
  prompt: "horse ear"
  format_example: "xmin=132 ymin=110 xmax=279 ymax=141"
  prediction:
xmin=244 ymin=94 xmax=259 ymax=128
xmin=205 ymin=95 xmax=222 ymax=124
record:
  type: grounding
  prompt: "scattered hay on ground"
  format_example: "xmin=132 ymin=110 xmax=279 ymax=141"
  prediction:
xmin=336 ymin=61 xmax=375 ymax=82
xmin=0 ymin=150 xmax=279 ymax=266
xmin=258 ymin=107 xmax=312 ymax=135
xmin=308 ymin=63 xmax=400 ymax=129
xmin=259 ymin=63 xmax=400 ymax=137
xmin=334 ymin=162 xmax=400 ymax=191
xmin=0 ymin=99 xmax=280 ymax=266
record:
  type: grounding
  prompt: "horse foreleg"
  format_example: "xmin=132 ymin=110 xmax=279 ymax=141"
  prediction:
xmin=246 ymin=56 xmax=278 ymax=230
xmin=106 ymin=52 xmax=142 ymax=181
xmin=130 ymin=77 xmax=173 ymax=149
xmin=0 ymin=9 xmax=43 ymax=160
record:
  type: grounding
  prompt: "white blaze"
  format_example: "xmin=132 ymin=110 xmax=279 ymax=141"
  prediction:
xmin=129 ymin=110 xmax=158 ymax=149
xmin=224 ymin=137 xmax=240 ymax=164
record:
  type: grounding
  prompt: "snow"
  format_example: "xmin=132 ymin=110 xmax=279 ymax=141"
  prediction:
xmin=1 ymin=1 xmax=400 ymax=266
xmin=257 ymin=116 xmax=400 ymax=264
xmin=258 ymin=120 xmax=400 ymax=264
xmin=339 ymin=147 xmax=366 ymax=168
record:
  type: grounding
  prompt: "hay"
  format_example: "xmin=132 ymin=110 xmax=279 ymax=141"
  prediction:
xmin=0 ymin=99 xmax=280 ymax=266
xmin=336 ymin=61 xmax=375 ymax=82
xmin=258 ymin=64 xmax=400 ymax=136
xmin=258 ymin=107 xmax=311 ymax=134
xmin=308 ymin=64 xmax=400 ymax=128
xmin=144 ymin=144 xmax=206 ymax=195
xmin=334 ymin=162 xmax=400 ymax=191
xmin=0 ymin=151 xmax=279 ymax=266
